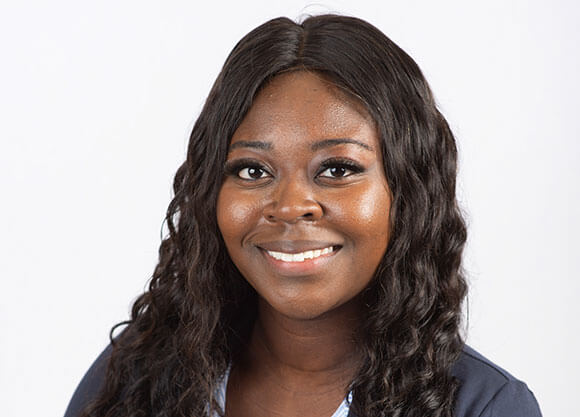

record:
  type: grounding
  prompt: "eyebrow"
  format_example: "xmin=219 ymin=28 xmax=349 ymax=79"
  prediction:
xmin=228 ymin=138 xmax=373 ymax=153
xmin=310 ymin=138 xmax=373 ymax=152
xmin=228 ymin=140 xmax=272 ymax=152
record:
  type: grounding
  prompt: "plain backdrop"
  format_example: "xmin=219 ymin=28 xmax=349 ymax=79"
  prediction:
xmin=1 ymin=1 xmax=578 ymax=416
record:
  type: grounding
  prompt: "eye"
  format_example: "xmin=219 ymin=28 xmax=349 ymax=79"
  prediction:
xmin=317 ymin=158 xmax=364 ymax=179
xmin=238 ymin=166 xmax=269 ymax=180
xmin=224 ymin=159 xmax=272 ymax=181
xmin=318 ymin=166 xmax=353 ymax=178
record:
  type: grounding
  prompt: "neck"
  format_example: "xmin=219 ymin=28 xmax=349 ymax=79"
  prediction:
xmin=243 ymin=297 xmax=364 ymax=387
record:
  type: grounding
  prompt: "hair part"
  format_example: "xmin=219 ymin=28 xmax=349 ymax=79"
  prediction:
xmin=82 ymin=14 xmax=467 ymax=417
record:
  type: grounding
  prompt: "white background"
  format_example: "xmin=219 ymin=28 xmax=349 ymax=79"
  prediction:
xmin=1 ymin=1 xmax=578 ymax=416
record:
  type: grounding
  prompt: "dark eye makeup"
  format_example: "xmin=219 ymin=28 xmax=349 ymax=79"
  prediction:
xmin=224 ymin=158 xmax=271 ymax=180
xmin=317 ymin=157 xmax=365 ymax=178
xmin=223 ymin=156 xmax=365 ymax=182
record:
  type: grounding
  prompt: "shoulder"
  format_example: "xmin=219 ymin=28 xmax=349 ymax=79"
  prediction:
xmin=451 ymin=345 xmax=542 ymax=417
xmin=68 ymin=344 xmax=543 ymax=417
xmin=64 ymin=344 xmax=112 ymax=417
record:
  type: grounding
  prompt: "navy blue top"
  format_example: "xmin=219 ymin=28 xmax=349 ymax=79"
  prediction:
xmin=64 ymin=344 xmax=542 ymax=417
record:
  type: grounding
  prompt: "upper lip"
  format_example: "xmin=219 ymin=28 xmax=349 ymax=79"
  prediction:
xmin=256 ymin=240 xmax=341 ymax=253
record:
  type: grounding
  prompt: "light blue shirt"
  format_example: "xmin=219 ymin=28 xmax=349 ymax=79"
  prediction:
xmin=215 ymin=365 xmax=352 ymax=417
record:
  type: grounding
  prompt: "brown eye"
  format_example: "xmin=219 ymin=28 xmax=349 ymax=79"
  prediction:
xmin=317 ymin=157 xmax=365 ymax=180
xmin=224 ymin=159 xmax=273 ymax=182
xmin=326 ymin=167 xmax=347 ymax=177
xmin=239 ymin=166 xmax=269 ymax=180
xmin=318 ymin=165 xmax=356 ymax=178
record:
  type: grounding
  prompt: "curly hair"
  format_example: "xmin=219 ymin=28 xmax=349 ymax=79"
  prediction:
xmin=81 ymin=14 xmax=467 ymax=417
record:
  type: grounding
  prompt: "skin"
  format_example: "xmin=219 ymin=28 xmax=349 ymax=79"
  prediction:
xmin=216 ymin=71 xmax=392 ymax=417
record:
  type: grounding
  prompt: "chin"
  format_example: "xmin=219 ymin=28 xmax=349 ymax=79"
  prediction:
xmin=279 ymin=307 xmax=329 ymax=321
xmin=268 ymin=296 xmax=347 ymax=321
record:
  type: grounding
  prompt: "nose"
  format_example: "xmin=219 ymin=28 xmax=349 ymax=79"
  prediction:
xmin=262 ymin=176 xmax=323 ymax=223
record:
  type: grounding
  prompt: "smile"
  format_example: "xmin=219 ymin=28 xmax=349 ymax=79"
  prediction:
xmin=265 ymin=246 xmax=335 ymax=262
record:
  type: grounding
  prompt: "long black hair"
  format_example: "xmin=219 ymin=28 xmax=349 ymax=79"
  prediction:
xmin=82 ymin=14 xmax=467 ymax=417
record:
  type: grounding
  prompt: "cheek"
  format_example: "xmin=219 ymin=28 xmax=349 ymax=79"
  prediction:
xmin=355 ymin=191 xmax=389 ymax=228
xmin=217 ymin=187 xmax=260 ymax=242
xmin=331 ymin=183 xmax=391 ymax=241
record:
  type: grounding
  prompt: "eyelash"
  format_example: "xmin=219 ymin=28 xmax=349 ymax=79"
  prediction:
xmin=223 ymin=159 xmax=270 ymax=181
xmin=223 ymin=157 xmax=365 ymax=182
xmin=318 ymin=157 xmax=364 ymax=178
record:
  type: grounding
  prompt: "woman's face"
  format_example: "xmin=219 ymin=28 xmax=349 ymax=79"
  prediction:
xmin=217 ymin=71 xmax=391 ymax=320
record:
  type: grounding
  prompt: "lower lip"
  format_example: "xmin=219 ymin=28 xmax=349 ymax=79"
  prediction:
xmin=259 ymin=246 xmax=341 ymax=276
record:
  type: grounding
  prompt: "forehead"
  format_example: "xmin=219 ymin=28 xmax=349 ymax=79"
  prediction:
xmin=231 ymin=71 xmax=376 ymax=145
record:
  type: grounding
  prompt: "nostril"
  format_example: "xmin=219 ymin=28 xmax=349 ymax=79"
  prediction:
xmin=262 ymin=198 xmax=323 ymax=223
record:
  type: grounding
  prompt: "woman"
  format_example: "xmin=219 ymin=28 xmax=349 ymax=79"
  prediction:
xmin=65 ymin=14 xmax=542 ymax=417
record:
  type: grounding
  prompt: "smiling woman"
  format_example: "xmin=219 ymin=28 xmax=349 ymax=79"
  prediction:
xmin=65 ymin=14 xmax=542 ymax=417
xmin=217 ymin=71 xmax=391 ymax=322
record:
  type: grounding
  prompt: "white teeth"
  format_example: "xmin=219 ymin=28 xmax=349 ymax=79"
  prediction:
xmin=266 ymin=246 xmax=335 ymax=262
